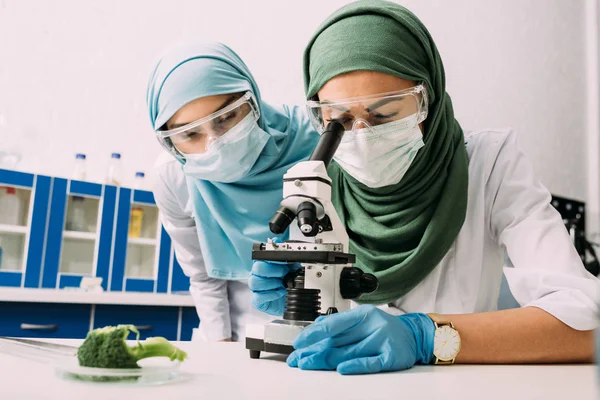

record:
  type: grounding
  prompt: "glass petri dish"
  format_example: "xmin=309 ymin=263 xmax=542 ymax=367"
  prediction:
xmin=55 ymin=358 xmax=182 ymax=386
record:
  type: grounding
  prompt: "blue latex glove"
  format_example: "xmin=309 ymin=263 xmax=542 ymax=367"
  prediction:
xmin=249 ymin=260 xmax=301 ymax=316
xmin=287 ymin=304 xmax=435 ymax=375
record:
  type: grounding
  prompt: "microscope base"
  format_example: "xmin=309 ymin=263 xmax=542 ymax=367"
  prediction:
xmin=246 ymin=338 xmax=294 ymax=359
xmin=245 ymin=320 xmax=311 ymax=359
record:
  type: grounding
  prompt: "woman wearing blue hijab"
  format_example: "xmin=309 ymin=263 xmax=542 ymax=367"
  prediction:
xmin=146 ymin=41 xmax=318 ymax=342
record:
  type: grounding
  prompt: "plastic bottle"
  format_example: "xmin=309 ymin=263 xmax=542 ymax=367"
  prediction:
xmin=129 ymin=206 xmax=144 ymax=238
xmin=66 ymin=196 xmax=86 ymax=232
xmin=0 ymin=187 xmax=22 ymax=226
xmin=105 ymin=153 xmax=122 ymax=186
xmin=129 ymin=172 xmax=146 ymax=238
xmin=133 ymin=172 xmax=145 ymax=190
xmin=73 ymin=153 xmax=87 ymax=181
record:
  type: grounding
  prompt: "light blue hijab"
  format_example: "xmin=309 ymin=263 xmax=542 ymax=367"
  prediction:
xmin=146 ymin=42 xmax=318 ymax=279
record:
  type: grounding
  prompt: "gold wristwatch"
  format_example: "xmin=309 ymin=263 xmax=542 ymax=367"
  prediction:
xmin=432 ymin=320 xmax=461 ymax=365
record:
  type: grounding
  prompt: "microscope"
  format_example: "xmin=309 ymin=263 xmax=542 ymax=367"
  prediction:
xmin=245 ymin=122 xmax=379 ymax=359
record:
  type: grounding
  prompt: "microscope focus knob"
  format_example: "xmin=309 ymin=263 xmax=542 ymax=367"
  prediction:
xmin=339 ymin=267 xmax=379 ymax=299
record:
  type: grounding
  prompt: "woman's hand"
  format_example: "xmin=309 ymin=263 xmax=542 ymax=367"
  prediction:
xmin=249 ymin=260 xmax=301 ymax=316
xmin=287 ymin=305 xmax=435 ymax=375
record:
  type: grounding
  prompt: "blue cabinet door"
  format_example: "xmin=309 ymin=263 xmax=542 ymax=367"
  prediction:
xmin=93 ymin=305 xmax=178 ymax=340
xmin=110 ymin=188 xmax=131 ymax=291
xmin=180 ymin=306 xmax=200 ymax=341
xmin=96 ymin=185 xmax=117 ymax=291
xmin=41 ymin=178 xmax=68 ymax=289
xmin=156 ymin=227 xmax=172 ymax=294
xmin=0 ymin=170 xmax=50 ymax=288
xmin=24 ymin=175 xmax=52 ymax=288
xmin=0 ymin=302 xmax=91 ymax=338
xmin=42 ymin=179 xmax=107 ymax=289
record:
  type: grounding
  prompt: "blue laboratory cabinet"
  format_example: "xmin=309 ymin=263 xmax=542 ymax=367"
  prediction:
xmin=0 ymin=302 xmax=197 ymax=340
xmin=0 ymin=169 xmax=197 ymax=339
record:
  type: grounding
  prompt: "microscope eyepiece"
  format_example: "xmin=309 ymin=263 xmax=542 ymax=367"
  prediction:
xmin=269 ymin=206 xmax=296 ymax=234
xmin=309 ymin=121 xmax=345 ymax=168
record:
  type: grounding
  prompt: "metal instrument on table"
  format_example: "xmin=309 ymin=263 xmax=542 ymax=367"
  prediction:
xmin=0 ymin=337 xmax=78 ymax=363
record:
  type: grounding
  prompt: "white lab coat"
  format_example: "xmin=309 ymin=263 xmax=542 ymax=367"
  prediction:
xmin=154 ymin=129 xmax=599 ymax=341
xmin=381 ymin=129 xmax=599 ymax=330
xmin=152 ymin=154 xmax=272 ymax=342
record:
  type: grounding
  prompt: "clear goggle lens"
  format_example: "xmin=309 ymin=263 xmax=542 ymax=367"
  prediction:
xmin=156 ymin=91 xmax=259 ymax=158
xmin=306 ymin=84 xmax=428 ymax=134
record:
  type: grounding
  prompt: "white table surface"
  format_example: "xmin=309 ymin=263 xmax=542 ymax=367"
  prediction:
xmin=0 ymin=340 xmax=596 ymax=400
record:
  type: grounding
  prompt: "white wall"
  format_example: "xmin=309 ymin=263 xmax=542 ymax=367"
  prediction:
xmin=0 ymin=0 xmax=598 ymax=231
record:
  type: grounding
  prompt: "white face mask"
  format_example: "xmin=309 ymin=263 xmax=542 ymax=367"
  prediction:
xmin=333 ymin=114 xmax=425 ymax=188
xmin=182 ymin=113 xmax=269 ymax=183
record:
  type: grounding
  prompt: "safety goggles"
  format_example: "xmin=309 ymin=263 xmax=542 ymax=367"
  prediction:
xmin=306 ymin=84 xmax=428 ymax=134
xmin=156 ymin=91 xmax=260 ymax=159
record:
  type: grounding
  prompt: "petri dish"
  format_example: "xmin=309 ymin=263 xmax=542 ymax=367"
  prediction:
xmin=55 ymin=358 xmax=182 ymax=386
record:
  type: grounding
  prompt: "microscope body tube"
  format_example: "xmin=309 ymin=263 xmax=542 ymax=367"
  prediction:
xmin=309 ymin=121 xmax=345 ymax=168
xmin=269 ymin=121 xmax=344 ymax=234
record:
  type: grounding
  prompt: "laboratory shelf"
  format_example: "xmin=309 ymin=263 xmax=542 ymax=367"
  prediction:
xmin=0 ymin=224 xmax=28 ymax=235
xmin=62 ymin=230 xmax=97 ymax=240
xmin=128 ymin=237 xmax=157 ymax=246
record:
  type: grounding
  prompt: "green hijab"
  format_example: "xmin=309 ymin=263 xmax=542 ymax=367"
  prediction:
xmin=303 ymin=0 xmax=469 ymax=303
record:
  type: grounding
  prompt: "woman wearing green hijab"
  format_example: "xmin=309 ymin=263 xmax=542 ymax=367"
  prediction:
xmin=250 ymin=0 xmax=597 ymax=374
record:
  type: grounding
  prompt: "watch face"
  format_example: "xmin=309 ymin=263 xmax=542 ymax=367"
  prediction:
xmin=433 ymin=325 xmax=461 ymax=361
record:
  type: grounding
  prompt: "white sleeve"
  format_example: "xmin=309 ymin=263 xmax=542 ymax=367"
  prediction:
xmin=488 ymin=131 xmax=599 ymax=330
xmin=152 ymin=163 xmax=232 ymax=341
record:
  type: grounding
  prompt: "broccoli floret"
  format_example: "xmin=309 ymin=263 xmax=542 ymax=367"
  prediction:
xmin=77 ymin=325 xmax=187 ymax=369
